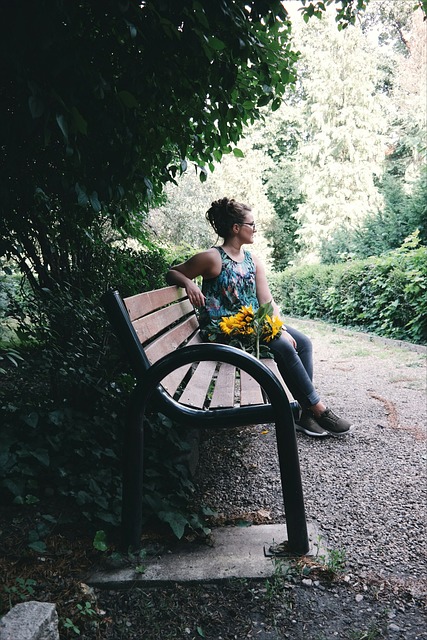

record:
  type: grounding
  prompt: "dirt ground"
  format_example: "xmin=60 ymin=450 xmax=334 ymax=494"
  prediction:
xmin=96 ymin=319 xmax=426 ymax=640
xmin=1 ymin=319 xmax=426 ymax=639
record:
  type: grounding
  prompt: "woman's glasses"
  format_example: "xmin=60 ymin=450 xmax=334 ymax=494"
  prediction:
xmin=240 ymin=222 xmax=256 ymax=230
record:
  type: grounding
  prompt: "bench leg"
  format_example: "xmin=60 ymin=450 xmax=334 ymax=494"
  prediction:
xmin=275 ymin=409 xmax=310 ymax=555
xmin=121 ymin=383 xmax=308 ymax=554
xmin=121 ymin=389 xmax=146 ymax=550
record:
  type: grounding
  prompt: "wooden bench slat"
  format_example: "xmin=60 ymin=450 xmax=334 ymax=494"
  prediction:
xmin=240 ymin=369 xmax=265 ymax=406
xmin=161 ymin=333 xmax=203 ymax=396
xmin=133 ymin=299 xmax=194 ymax=345
xmin=261 ymin=358 xmax=294 ymax=402
xmin=125 ymin=286 xmax=186 ymax=321
xmin=145 ymin=315 xmax=199 ymax=364
xmin=210 ymin=362 xmax=236 ymax=408
xmin=161 ymin=364 xmax=191 ymax=396
xmin=179 ymin=360 xmax=217 ymax=408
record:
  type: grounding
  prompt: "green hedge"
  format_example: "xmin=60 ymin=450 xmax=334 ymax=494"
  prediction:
xmin=270 ymin=240 xmax=427 ymax=345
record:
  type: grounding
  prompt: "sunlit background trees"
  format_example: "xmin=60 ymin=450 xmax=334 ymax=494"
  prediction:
xmin=151 ymin=0 xmax=426 ymax=269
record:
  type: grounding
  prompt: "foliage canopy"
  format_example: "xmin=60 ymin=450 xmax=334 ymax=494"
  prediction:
xmin=0 ymin=0 xmax=298 ymax=280
xmin=0 ymin=0 xmax=382 ymax=288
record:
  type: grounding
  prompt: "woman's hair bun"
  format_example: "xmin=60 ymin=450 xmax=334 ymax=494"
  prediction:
xmin=206 ymin=198 xmax=250 ymax=239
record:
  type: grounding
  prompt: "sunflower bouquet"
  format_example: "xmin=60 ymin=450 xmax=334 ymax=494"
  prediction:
xmin=205 ymin=301 xmax=284 ymax=359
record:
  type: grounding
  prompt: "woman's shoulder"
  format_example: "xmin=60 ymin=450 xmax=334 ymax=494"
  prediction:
xmin=201 ymin=246 xmax=222 ymax=262
xmin=244 ymin=248 xmax=257 ymax=264
xmin=246 ymin=251 xmax=266 ymax=274
xmin=195 ymin=247 xmax=222 ymax=278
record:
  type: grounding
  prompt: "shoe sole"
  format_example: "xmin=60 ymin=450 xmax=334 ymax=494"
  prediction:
xmin=322 ymin=424 xmax=355 ymax=437
xmin=295 ymin=424 xmax=329 ymax=438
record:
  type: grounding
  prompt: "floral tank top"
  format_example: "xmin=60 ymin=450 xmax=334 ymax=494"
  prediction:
xmin=198 ymin=246 xmax=259 ymax=332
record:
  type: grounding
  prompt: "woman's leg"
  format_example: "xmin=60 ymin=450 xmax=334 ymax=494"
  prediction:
xmin=285 ymin=325 xmax=314 ymax=380
xmin=267 ymin=327 xmax=354 ymax=436
xmin=266 ymin=328 xmax=320 ymax=409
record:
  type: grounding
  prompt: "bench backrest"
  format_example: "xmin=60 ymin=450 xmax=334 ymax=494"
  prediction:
xmin=125 ymin=286 xmax=198 ymax=356
xmin=124 ymin=286 xmax=205 ymax=399
xmin=105 ymin=286 xmax=293 ymax=410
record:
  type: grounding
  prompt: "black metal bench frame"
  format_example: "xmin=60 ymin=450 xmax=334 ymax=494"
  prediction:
xmin=102 ymin=287 xmax=309 ymax=555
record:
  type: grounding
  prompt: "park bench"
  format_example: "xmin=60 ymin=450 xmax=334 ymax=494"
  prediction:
xmin=102 ymin=285 xmax=309 ymax=555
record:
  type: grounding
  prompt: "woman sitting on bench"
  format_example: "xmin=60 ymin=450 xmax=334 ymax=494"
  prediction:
xmin=166 ymin=197 xmax=353 ymax=438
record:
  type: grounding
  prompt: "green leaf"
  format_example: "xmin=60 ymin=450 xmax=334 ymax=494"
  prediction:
xmin=242 ymin=100 xmax=254 ymax=110
xmin=30 ymin=449 xmax=50 ymax=467
xmin=95 ymin=511 xmax=119 ymax=525
xmin=125 ymin=20 xmax=137 ymax=38
xmin=232 ymin=148 xmax=244 ymax=158
xmin=75 ymin=183 xmax=89 ymax=207
xmin=280 ymin=68 xmax=290 ymax=84
xmin=42 ymin=514 xmax=57 ymax=524
xmin=23 ymin=412 xmax=39 ymax=428
xmin=158 ymin=511 xmax=188 ymax=539
xmin=93 ymin=530 xmax=108 ymax=552
xmin=71 ymin=107 xmax=88 ymax=135
xmin=207 ymin=36 xmax=225 ymax=51
xmin=56 ymin=113 xmax=68 ymax=142
xmin=28 ymin=540 xmax=47 ymax=553
xmin=144 ymin=177 xmax=153 ymax=191
xmin=89 ymin=191 xmax=101 ymax=212
xmin=3 ymin=479 xmax=24 ymax=497
xmin=28 ymin=96 xmax=44 ymax=118
xmin=118 ymin=90 xmax=139 ymax=108
xmin=257 ymin=94 xmax=271 ymax=107
xmin=197 ymin=627 xmax=205 ymax=638
xmin=193 ymin=1 xmax=209 ymax=28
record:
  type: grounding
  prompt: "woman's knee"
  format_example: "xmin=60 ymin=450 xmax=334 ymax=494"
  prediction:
xmin=286 ymin=326 xmax=312 ymax=355
xmin=268 ymin=335 xmax=298 ymax=359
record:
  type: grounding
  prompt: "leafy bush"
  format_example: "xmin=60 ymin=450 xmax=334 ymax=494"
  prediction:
xmin=271 ymin=234 xmax=427 ymax=344
xmin=0 ymin=260 xmax=22 ymax=342
xmin=0 ymin=242 xmax=207 ymax=542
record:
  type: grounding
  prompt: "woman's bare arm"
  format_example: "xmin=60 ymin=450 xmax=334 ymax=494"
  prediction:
xmin=253 ymin=254 xmax=296 ymax=347
xmin=166 ymin=249 xmax=221 ymax=308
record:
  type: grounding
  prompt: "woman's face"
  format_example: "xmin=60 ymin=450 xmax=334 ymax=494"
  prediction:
xmin=237 ymin=210 xmax=256 ymax=244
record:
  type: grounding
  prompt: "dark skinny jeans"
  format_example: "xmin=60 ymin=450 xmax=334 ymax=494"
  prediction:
xmin=265 ymin=325 xmax=320 ymax=409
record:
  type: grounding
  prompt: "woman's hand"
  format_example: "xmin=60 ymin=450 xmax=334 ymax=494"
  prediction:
xmin=185 ymin=281 xmax=206 ymax=308
xmin=283 ymin=330 xmax=297 ymax=349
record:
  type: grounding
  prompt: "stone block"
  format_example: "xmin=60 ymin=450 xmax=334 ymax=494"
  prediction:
xmin=0 ymin=601 xmax=59 ymax=640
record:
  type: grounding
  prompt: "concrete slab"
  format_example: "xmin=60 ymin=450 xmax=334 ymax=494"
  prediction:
xmin=89 ymin=522 xmax=328 ymax=589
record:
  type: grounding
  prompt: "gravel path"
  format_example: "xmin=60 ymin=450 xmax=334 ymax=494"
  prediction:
xmin=98 ymin=320 xmax=426 ymax=639
xmin=195 ymin=319 xmax=427 ymax=590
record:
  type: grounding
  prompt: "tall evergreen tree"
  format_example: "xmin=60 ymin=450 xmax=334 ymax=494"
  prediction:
xmin=320 ymin=3 xmax=426 ymax=263
xmin=291 ymin=8 xmax=388 ymax=261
